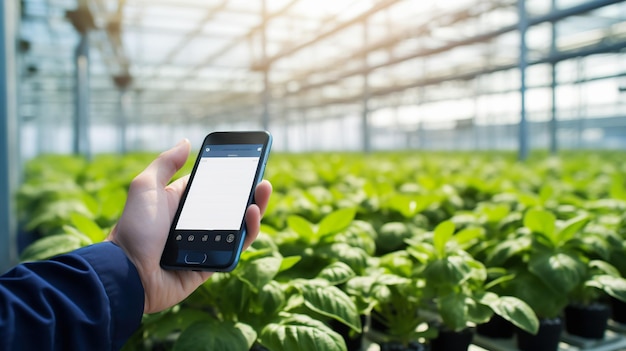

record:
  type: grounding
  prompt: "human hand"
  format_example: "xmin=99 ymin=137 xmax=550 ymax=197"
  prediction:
xmin=107 ymin=139 xmax=272 ymax=314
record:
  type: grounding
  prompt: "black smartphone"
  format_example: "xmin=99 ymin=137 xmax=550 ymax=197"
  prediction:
xmin=160 ymin=131 xmax=272 ymax=272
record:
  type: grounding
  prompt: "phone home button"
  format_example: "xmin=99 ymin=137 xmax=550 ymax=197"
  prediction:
xmin=184 ymin=252 xmax=207 ymax=264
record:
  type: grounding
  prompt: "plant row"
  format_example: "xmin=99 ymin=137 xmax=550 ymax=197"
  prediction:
xmin=17 ymin=151 xmax=626 ymax=351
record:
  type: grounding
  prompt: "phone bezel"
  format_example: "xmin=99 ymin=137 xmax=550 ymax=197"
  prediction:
xmin=160 ymin=131 xmax=272 ymax=272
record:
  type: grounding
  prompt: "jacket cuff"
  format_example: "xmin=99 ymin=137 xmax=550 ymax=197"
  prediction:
xmin=74 ymin=242 xmax=145 ymax=349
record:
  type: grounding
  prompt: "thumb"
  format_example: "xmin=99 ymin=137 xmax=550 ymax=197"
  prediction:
xmin=145 ymin=139 xmax=191 ymax=187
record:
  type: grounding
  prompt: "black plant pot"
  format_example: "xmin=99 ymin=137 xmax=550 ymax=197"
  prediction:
xmin=249 ymin=344 xmax=270 ymax=351
xmin=329 ymin=315 xmax=366 ymax=351
xmin=565 ymin=302 xmax=610 ymax=339
xmin=610 ymin=296 xmax=626 ymax=324
xmin=476 ymin=314 xmax=514 ymax=339
xmin=516 ymin=316 xmax=563 ymax=351
xmin=379 ymin=341 xmax=425 ymax=351
xmin=429 ymin=327 xmax=473 ymax=351
xmin=369 ymin=311 xmax=389 ymax=334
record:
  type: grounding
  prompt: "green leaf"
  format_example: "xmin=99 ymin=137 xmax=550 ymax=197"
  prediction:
xmin=528 ymin=252 xmax=584 ymax=294
xmin=486 ymin=237 xmax=530 ymax=267
xmin=299 ymin=284 xmax=362 ymax=333
xmin=524 ymin=209 xmax=556 ymax=238
xmin=20 ymin=234 xmax=83 ymax=262
xmin=438 ymin=293 xmax=467 ymax=331
xmin=479 ymin=204 xmax=510 ymax=223
xmin=610 ymin=174 xmax=626 ymax=200
xmin=25 ymin=199 xmax=92 ymax=233
xmin=424 ymin=256 xmax=472 ymax=288
xmin=487 ymin=295 xmax=539 ymax=335
xmin=279 ymin=256 xmax=302 ymax=272
xmin=79 ymin=192 xmax=100 ymax=217
xmin=237 ymin=256 xmax=282 ymax=292
xmin=556 ymin=214 xmax=590 ymax=245
xmin=255 ymin=281 xmax=286 ymax=316
xmin=287 ymin=215 xmax=316 ymax=242
xmin=467 ymin=298 xmax=494 ymax=326
xmin=62 ymin=225 xmax=94 ymax=245
xmin=146 ymin=307 xmax=212 ymax=340
xmin=70 ymin=212 xmax=106 ymax=243
xmin=320 ymin=243 xmax=369 ymax=274
xmin=508 ymin=271 xmax=568 ymax=318
xmin=387 ymin=194 xmax=418 ymax=218
xmin=376 ymin=274 xmax=412 ymax=286
xmin=379 ymin=251 xmax=413 ymax=278
xmin=589 ymin=260 xmax=621 ymax=277
xmin=173 ymin=319 xmax=256 ymax=351
xmin=99 ymin=187 xmax=126 ymax=220
xmin=454 ymin=227 xmax=484 ymax=246
xmin=317 ymin=208 xmax=356 ymax=237
xmin=378 ymin=222 xmax=412 ymax=253
xmin=592 ymin=275 xmax=626 ymax=302
xmin=260 ymin=314 xmax=347 ymax=351
xmin=433 ymin=221 xmax=455 ymax=258
xmin=317 ymin=262 xmax=356 ymax=285
xmin=539 ymin=184 xmax=555 ymax=203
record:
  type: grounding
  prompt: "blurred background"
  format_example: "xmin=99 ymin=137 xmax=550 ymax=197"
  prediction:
xmin=1 ymin=0 xmax=626 ymax=268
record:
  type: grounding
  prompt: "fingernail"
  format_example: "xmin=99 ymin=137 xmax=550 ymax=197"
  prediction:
xmin=176 ymin=138 xmax=188 ymax=147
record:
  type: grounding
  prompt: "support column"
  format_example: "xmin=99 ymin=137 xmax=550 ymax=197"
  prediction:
xmin=518 ymin=0 xmax=529 ymax=161
xmin=473 ymin=78 xmax=481 ymax=150
xmin=260 ymin=0 xmax=270 ymax=131
xmin=74 ymin=33 xmax=91 ymax=157
xmin=114 ymin=74 xmax=132 ymax=154
xmin=0 ymin=0 xmax=19 ymax=272
xmin=67 ymin=7 xmax=95 ymax=158
xmin=549 ymin=0 xmax=558 ymax=154
xmin=361 ymin=20 xmax=371 ymax=153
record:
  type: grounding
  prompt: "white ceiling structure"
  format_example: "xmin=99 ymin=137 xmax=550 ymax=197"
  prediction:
xmin=17 ymin=0 xmax=626 ymax=152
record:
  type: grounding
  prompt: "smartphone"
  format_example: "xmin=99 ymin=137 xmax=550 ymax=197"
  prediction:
xmin=160 ymin=131 xmax=272 ymax=272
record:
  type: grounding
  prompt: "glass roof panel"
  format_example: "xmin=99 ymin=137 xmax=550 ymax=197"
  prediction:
xmin=16 ymin=0 xmax=625 ymax=147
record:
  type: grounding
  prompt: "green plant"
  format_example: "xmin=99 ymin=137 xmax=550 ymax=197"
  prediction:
xmin=20 ymin=213 xmax=107 ymax=262
xmin=274 ymin=208 xmax=372 ymax=278
xmin=17 ymin=150 xmax=626 ymax=350
xmin=125 ymin=234 xmax=362 ymax=351
xmin=346 ymin=271 xmax=434 ymax=346
xmin=408 ymin=221 xmax=538 ymax=334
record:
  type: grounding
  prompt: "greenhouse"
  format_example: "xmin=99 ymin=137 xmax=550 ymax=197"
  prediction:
xmin=2 ymin=0 xmax=626 ymax=350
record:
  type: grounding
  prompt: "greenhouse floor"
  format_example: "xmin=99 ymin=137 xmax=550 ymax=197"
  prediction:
xmin=362 ymin=325 xmax=626 ymax=351
xmin=472 ymin=331 xmax=626 ymax=351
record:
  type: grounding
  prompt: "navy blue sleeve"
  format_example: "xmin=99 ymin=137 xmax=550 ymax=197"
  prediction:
xmin=0 ymin=242 xmax=145 ymax=351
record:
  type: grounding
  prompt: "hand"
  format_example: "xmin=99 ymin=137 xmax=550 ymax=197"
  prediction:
xmin=107 ymin=139 xmax=272 ymax=314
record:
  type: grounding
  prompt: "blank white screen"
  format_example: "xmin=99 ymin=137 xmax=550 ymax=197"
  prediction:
xmin=176 ymin=156 xmax=259 ymax=230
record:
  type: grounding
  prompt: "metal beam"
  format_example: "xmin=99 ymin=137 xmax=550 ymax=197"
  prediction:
xmin=0 ymin=0 xmax=19 ymax=273
xmin=150 ymin=0 xmax=299 ymax=103
xmin=200 ymin=41 xmax=626 ymax=123
xmin=252 ymin=0 xmax=402 ymax=69
xmin=278 ymin=37 xmax=626 ymax=112
xmin=550 ymin=0 xmax=558 ymax=155
xmin=143 ymin=0 xmax=228 ymax=82
xmin=282 ymin=0 xmax=622 ymax=98
xmin=284 ymin=23 xmax=517 ymax=98
xmin=528 ymin=0 xmax=623 ymax=26
xmin=74 ymin=32 xmax=91 ymax=158
xmin=518 ymin=0 xmax=529 ymax=161
xmin=280 ymin=0 xmax=514 ymax=89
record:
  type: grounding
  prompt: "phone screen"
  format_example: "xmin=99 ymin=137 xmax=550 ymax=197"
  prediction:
xmin=175 ymin=144 xmax=263 ymax=231
xmin=161 ymin=131 xmax=271 ymax=272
